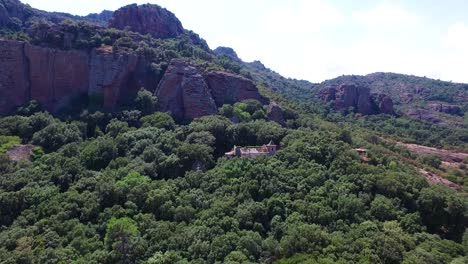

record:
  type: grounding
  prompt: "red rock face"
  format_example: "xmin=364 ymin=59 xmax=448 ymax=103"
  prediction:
xmin=157 ymin=60 xmax=269 ymax=120
xmin=204 ymin=71 xmax=269 ymax=107
xmin=89 ymin=47 xmax=138 ymax=111
xmin=0 ymin=40 xmax=139 ymax=114
xmin=323 ymin=84 xmax=394 ymax=115
xmin=0 ymin=40 xmax=29 ymax=114
xmin=157 ymin=59 xmax=217 ymax=120
xmin=109 ymin=4 xmax=184 ymax=39
xmin=25 ymin=44 xmax=89 ymax=112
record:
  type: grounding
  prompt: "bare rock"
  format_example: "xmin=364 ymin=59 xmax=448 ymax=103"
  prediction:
xmin=0 ymin=40 xmax=140 ymax=114
xmin=0 ymin=40 xmax=30 ymax=114
xmin=156 ymin=59 xmax=217 ymax=120
xmin=267 ymin=102 xmax=286 ymax=126
xmin=322 ymin=84 xmax=394 ymax=115
xmin=204 ymin=71 xmax=269 ymax=107
xmin=6 ymin=144 xmax=33 ymax=161
xmin=24 ymin=43 xmax=89 ymax=112
xmin=109 ymin=4 xmax=184 ymax=39
xmin=89 ymin=46 xmax=138 ymax=110
xmin=374 ymin=94 xmax=395 ymax=115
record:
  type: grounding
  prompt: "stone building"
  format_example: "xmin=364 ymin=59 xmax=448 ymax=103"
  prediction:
xmin=225 ymin=141 xmax=277 ymax=159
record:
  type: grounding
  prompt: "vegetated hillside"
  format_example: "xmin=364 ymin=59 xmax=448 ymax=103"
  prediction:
xmin=0 ymin=0 xmax=112 ymax=30
xmin=0 ymin=1 xmax=467 ymax=263
xmin=317 ymin=73 xmax=468 ymax=125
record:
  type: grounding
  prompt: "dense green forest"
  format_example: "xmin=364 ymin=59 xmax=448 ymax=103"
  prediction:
xmin=0 ymin=94 xmax=467 ymax=263
xmin=0 ymin=1 xmax=467 ymax=263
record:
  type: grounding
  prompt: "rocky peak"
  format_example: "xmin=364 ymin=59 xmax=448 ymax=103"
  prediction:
xmin=109 ymin=3 xmax=184 ymax=39
xmin=214 ymin=46 xmax=240 ymax=61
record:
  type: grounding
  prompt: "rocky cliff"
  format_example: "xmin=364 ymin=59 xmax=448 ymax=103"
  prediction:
xmin=157 ymin=59 xmax=217 ymax=120
xmin=109 ymin=4 xmax=184 ymax=39
xmin=322 ymin=84 xmax=394 ymax=115
xmin=0 ymin=42 xmax=268 ymax=119
xmin=0 ymin=40 xmax=139 ymax=114
xmin=204 ymin=71 xmax=269 ymax=107
xmin=157 ymin=59 xmax=268 ymax=120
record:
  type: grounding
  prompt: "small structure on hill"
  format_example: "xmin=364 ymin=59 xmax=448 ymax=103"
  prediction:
xmin=225 ymin=141 xmax=277 ymax=159
xmin=354 ymin=148 xmax=370 ymax=162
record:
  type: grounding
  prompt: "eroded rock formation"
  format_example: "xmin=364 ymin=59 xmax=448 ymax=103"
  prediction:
xmin=0 ymin=40 xmax=138 ymax=113
xmin=109 ymin=4 xmax=184 ymax=39
xmin=267 ymin=102 xmax=286 ymax=126
xmin=204 ymin=71 xmax=269 ymax=107
xmin=157 ymin=59 xmax=268 ymax=120
xmin=156 ymin=59 xmax=217 ymax=120
xmin=322 ymin=84 xmax=394 ymax=115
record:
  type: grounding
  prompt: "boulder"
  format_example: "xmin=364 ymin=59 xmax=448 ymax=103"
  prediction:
xmin=267 ymin=102 xmax=286 ymax=126
xmin=109 ymin=4 xmax=184 ymax=39
xmin=204 ymin=71 xmax=269 ymax=107
xmin=156 ymin=59 xmax=217 ymax=120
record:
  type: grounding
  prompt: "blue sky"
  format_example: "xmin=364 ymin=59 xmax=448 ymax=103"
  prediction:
xmin=20 ymin=0 xmax=468 ymax=83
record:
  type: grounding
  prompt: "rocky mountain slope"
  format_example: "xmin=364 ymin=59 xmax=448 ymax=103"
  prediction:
xmin=0 ymin=0 xmax=274 ymax=122
xmin=316 ymin=73 xmax=468 ymax=124
xmin=0 ymin=0 xmax=467 ymax=126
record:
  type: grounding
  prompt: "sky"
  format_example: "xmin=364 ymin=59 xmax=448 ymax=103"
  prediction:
xmin=20 ymin=0 xmax=468 ymax=83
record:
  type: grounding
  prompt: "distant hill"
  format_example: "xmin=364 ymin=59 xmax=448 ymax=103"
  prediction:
xmin=315 ymin=73 xmax=468 ymax=124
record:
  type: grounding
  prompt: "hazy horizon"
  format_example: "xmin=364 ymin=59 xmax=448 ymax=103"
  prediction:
xmin=20 ymin=0 xmax=468 ymax=84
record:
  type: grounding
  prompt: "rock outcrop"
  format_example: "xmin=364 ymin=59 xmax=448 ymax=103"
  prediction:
xmin=24 ymin=44 xmax=90 ymax=112
xmin=0 ymin=40 xmax=139 ymax=114
xmin=204 ymin=71 xmax=269 ymax=107
xmin=214 ymin=46 xmax=240 ymax=61
xmin=374 ymin=94 xmax=395 ymax=115
xmin=267 ymin=102 xmax=286 ymax=126
xmin=428 ymin=103 xmax=462 ymax=116
xmin=89 ymin=47 xmax=138 ymax=110
xmin=322 ymin=84 xmax=394 ymax=115
xmin=109 ymin=4 xmax=184 ymax=39
xmin=157 ymin=59 xmax=269 ymax=120
xmin=0 ymin=40 xmax=30 ymax=114
xmin=156 ymin=59 xmax=217 ymax=120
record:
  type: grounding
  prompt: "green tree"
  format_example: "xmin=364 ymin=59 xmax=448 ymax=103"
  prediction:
xmin=140 ymin=112 xmax=176 ymax=130
xmin=135 ymin=88 xmax=158 ymax=115
xmin=105 ymin=217 xmax=139 ymax=263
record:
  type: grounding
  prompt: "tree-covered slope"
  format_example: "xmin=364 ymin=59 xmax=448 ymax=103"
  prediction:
xmin=0 ymin=1 xmax=466 ymax=263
